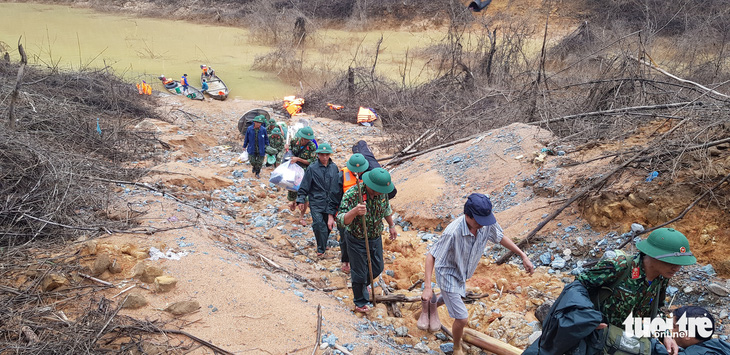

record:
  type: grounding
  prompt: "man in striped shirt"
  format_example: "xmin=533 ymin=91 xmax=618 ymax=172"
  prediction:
xmin=421 ymin=193 xmax=534 ymax=355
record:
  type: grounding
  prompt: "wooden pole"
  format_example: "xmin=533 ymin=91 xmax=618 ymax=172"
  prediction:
xmin=462 ymin=328 xmax=523 ymax=355
xmin=355 ymin=182 xmax=376 ymax=306
xmin=8 ymin=37 xmax=27 ymax=129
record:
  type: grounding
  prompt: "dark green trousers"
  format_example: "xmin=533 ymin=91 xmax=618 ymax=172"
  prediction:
xmin=250 ymin=154 xmax=264 ymax=173
xmin=311 ymin=212 xmax=330 ymax=254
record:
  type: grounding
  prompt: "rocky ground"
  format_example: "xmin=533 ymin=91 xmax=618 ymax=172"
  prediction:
xmin=67 ymin=92 xmax=730 ymax=354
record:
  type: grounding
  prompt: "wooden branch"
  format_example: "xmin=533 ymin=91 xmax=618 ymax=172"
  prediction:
xmin=8 ymin=37 xmax=27 ymax=129
xmin=111 ymin=285 xmax=136 ymax=299
xmin=379 ymin=275 xmax=401 ymax=317
xmin=630 ymin=56 xmax=730 ymax=100
xmin=374 ymin=294 xmax=421 ymax=303
xmin=387 ymin=132 xmax=484 ymax=167
xmin=462 ymin=328 xmax=523 ymax=355
xmin=258 ymin=253 xmax=321 ymax=291
xmin=122 ymin=326 xmax=235 ymax=355
xmin=530 ymin=101 xmax=701 ymax=126
xmin=498 ymin=115 xmax=694 ymax=264
xmin=79 ymin=273 xmax=114 ymax=287
xmin=333 ymin=343 xmax=354 ymax=355
xmin=287 ymin=238 xmax=315 ymax=260
xmin=617 ymin=172 xmax=730 ymax=249
xmin=312 ymin=304 xmax=322 ymax=355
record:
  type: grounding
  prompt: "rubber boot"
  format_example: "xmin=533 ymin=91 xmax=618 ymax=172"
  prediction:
xmin=416 ymin=300 xmax=430 ymax=330
xmin=428 ymin=298 xmax=441 ymax=332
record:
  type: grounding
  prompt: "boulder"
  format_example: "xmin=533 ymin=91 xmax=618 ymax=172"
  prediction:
xmin=41 ymin=274 xmax=69 ymax=292
xmin=154 ymin=275 xmax=178 ymax=293
xmin=164 ymin=300 xmax=200 ymax=315
xmin=122 ymin=293 xmax=148 ymax=309
xmin=91 ymin=254 xmax=111 ymax=276
xmin=131 ymin=262 xmax=164 ymax=283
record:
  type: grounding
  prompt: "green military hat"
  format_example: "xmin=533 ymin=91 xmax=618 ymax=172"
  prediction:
xmin=347 ymin=153 xmax=369 ymax=173
xmin=296 ymin=126 xmax=315 ymax=140
xmin=636 ymin=228 xmax=696 ymax=266
xmin=252 ymin=115 xmax=266 ymax=123
xmin=362 ymin=168 xmax=394 ymax=194
xmin=271 ymin=127 xmax=282 ymax=135
xmin=268 ymin=118 xmax=277 ymax=126
xmin=315 ymin=143 xmax=333 ymax=154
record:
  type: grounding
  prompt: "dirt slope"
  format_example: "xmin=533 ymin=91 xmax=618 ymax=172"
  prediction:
xmin=76 ymin=93 xmax=730 ymax=354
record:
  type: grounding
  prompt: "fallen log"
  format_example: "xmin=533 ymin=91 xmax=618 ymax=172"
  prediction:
xmin=374 ymin=294 xmax=421 ymax=303
xmin=462 ymin=328 xmax=523 ymax=355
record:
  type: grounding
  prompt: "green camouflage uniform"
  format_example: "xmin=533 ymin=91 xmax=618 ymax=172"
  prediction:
xmin=267 ymin=123 xmax=282 ymax=136
xmin=336 ymin=182 xmax=392 ymax=240
xmin=269 ymin=134 xmax=285 ymax=165
xmin=287 ymin=138 xmax=317 ymax=202
xmin=336 ymin=181 xmax=393 ymax=307
xmin=577 ymin=253 xmax=668 ymax=326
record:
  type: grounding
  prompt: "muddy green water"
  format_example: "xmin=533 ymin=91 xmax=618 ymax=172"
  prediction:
xmin=0 ymin=3 xmax=441 ymax=100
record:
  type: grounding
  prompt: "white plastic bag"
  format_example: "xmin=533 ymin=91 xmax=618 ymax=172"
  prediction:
xmin=269 ymin=161 xmax=304 ymax=191
xmin=240 ymin=151 xmax=249 ymax=162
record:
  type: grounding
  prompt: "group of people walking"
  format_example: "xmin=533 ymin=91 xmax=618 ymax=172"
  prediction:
xmin=243 ymin=120 xmax=727 ymax=355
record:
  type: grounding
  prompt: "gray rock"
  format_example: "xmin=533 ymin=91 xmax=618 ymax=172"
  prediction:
xmin=440 ymin=343 xmax=454 ymax=353
xmin=719 ymin=310 xmax=728 ymax=320
xmin=539 ymin=252 xmax=552 ymax=265
xmin=551 ymin=256 xmax=566 ymax=269
xmin=700 ymin=264 xmax=716 ymax=276
xmin=575 ymin=237 xmax=585 ymax=247
xmin=666 ymin=286 xmax=679 ymax=296
xmin=707 ymin=283 xmax=730 ymax=297
xmin=435 ymin=332 xmax=448 ymax=341
xmin=631 ymin=223 xmax=645 ymax=233
xmin=395 ymin=326 xmax=409 ymax=337
xmin=535 ymin=301 xmax=553 ymax=323
xmin=414 ymin=342 xmax=430 ymax=353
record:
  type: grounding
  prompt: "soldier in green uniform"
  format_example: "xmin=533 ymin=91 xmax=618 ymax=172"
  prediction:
xmin=268 ymin=127 xmax=285 ymax=167
xmin=337 ymin=168 xmax=398 ymax=313
xmin=576 ymin=228 xmax=696 ymax=355
xmin=525 ymin=228 xmax=696 ymax=355
xmin=286 ymin=127 xmax=317 ymax=219
xmin=267 ymin=118 xmax=282 ymax=136
xmin=296 ymin=143 xmax=340 ymax=257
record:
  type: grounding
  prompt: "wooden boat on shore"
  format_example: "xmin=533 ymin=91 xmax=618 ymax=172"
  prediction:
xmin=158 ymin=77 xmax=204 ymax=100
xmin=201 ymin=74 xmax=229 ymax=100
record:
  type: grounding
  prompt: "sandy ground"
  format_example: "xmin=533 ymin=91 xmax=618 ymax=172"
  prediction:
xmin=75 ymin=92 xmax=730 ymax=354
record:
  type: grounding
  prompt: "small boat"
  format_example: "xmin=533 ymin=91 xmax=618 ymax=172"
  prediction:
xmin=201 ymin=74 xmax=229 ymax=100
xmin=157 ymin=76 xmax=204 ymax=100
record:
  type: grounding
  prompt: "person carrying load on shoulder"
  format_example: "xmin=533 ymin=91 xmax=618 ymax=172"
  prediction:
xmin=524 ymin=228 xmax=697 ymax=355
xmin=296 ymin=143 xmax=340 ymax=258
xmin=243 ymin=115 xmax=269 ymax=179
xmin=337 ymin=168 xmax=397 ymax=314
xmin=333 ymin=153 xmax=369 ymax=274
xmin=422 ymin=193 xmax=534 ymax=355
xmin=285 ymin=126 xmax=317 ymax=220
xmin=267 ymin=127 xmax=285 ymax=167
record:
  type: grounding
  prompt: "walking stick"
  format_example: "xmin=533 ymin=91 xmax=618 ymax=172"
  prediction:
xmin=355 ymin=182 xmax=376 ymax=306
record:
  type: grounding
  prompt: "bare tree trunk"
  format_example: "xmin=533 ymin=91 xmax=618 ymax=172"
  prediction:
xmin=8 ymin=38 xmax=27 ymax=129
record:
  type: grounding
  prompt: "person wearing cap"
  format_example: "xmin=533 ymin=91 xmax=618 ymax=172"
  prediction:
xmin=334 ymin=153 xmax=370 ymax=273
xmin=296 ymin=143 xmax=340 ymax=257
xmin=267 ymin=127 xmax=285 ymax=167
xmin=285 ymin=127 xmax=317 ymax=212
xmin=573 ymin=228 xmax=697 ymax=355
xmin=421 ymin=193 xmax=534 ymax=354
xmin=266 ymin=118 xmax=282 ymax=136
xmin=243 ymin=115 xmax=269 ymax=178
xmin=337 ymin=168 xmax=398 ymax=313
